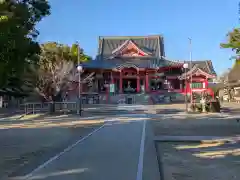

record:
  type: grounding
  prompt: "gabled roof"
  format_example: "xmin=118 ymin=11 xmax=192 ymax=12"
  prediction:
xmin=98 ymin=35 xmax=164 ymax=58
xmin=110 ymin=39 xmax=151 ymax=57
xmin=161 ymin=58 xmax=216 ymax=75
xmin=183 ymin=60 xmax=216 ymax=75
xmin=179 ymin=64 xmax=216 ymax=80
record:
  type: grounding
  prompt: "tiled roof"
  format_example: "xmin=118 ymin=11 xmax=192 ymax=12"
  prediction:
xmin=182 ymin=60 xmax=216 ymax=75
xmin=82 ymin=57 xmax=160 ymax=69
xmin=83 ymin=35 xmax=216 ymax=75
xmin=162 ymin=58 xmax=183 ymax=67
xmin=98 ymin=35 xmax=164 ymax=58
xmin=82 ymin=57 xmax=216 ymax=75
xmin=161 ymin=57 xmax=216 ymax=75
xmin=0 ymin=87 xmax=27 ymax=96
xmin=83 ymin=57 xmax=183 ymax=69
xmin=177 ymin=60 xmax=216 ymax=79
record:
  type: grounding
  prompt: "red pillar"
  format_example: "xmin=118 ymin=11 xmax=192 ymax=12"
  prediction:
xmin=119 ymin=70 xmax=123 ymax=93
xmin=145 ymin=72 xmax=149 ymax=92
xmin=106 ymin=84 xmax=109 ymax=102
xmin=205 ymin=78 xmax=208 ymax=88
xmin=136 ymin=69 xmax=140 ymax=93
xmin=137 ymin=77 xmax=140 ymax=92
xmin=111 ymin=72 xmax=114 ymax=84
xmin=137 ymin=77 xmax=140 ymax=93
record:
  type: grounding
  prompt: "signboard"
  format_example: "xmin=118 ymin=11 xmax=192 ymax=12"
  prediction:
xmin=109 ymin=83 xmax=115 ymax=93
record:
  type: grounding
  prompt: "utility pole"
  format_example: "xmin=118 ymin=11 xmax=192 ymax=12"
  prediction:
xmin=183 ymin=63 xmax=189 ymax=112
xmin=188 ymin=38 xmax=193 ymax=105
xmin=238 ymin=1 xmax=240 ymax=25
xmin=185 ymin=67 xmax=188 ymax=112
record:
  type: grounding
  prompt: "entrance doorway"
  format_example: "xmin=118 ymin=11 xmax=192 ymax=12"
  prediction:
xmin=123 ymin=79 xmax=137 ymax=93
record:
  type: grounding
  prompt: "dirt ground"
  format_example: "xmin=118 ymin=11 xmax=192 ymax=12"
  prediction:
xmin=152 ymin=103 xmax=240 ymax=180
xmin=0 ymin=115 xmax=104 ymax=179
xmin=152 ymin=115 xmax=240 ymax=136
xmin=152 ymin=102 xmax=240 ymax=136
xmin=158 ymin=142 xmax=239 ymax=180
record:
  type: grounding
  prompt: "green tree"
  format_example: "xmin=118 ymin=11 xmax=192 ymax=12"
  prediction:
xmin=221 ymin=28 xmax=240 ymax=59
xmin=0 ymin=0 xmax=50 ymax=89
xmin=70 ymin=43 xmax=92 ymax=63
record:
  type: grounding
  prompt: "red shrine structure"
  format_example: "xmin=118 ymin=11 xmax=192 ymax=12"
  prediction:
xmin=71 ymin=35 xmax=216 ymax=103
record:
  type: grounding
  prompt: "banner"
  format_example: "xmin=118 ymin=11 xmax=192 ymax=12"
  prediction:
xmin=109 ymin=84 xmax=115 ymax=93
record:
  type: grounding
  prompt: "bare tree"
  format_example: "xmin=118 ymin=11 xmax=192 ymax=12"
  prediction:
xmin=217 ymin=68 xmax=231 ymax=84
xmin=32 ymin=42 xmax=93 ymax=104
xmin=35 ymin=60 xmax=75 ymax=101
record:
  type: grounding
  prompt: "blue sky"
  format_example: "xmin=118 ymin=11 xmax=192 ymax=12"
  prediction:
xmin=37 ymin=0 xmax=239 ymax=75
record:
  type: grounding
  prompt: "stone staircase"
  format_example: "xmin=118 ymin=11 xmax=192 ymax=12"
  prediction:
xmin=99 ymin=93 xmax=150 ymax=105
xmin=150 ymin=92 xmax=185 ymax=104
xmin=117 ymin=94 xmax=150 ymax=105
xmin=133 ymin=94 xmax=150 ymax=104
xmin=99 ymin=94 xmax=124 ymax=104
xmin=86 ymin=92 xmax=186 ymax=105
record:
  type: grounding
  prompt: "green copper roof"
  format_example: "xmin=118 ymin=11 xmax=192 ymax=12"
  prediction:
xmin=82 ymin=35 xmax=216 ymax=77
xmin=98 ymin=35 xmax=164 ymax=58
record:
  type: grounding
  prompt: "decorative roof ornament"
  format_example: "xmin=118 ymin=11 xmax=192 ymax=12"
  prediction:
xmin=110 ymin=40 xmax=151 ymax=58
xmin=115 ymin=62 xmax=139 ymax=70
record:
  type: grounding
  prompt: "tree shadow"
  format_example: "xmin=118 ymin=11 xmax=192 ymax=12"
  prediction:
xmin=0 ymin=115 xmax=106 ymax=179
xmin=155 ymin=108 xmax=184 ymax=114
xmin=155 ymin=139 xmax=240 ymax=179
xmin=4 ymin=118 xmax=148 ymax=180
xmin=0 ymin=109 xmax=24 ymax=119
xmin=152 ymin=106 xmax=240 ymax=179
xmin=0 ymin=113 xmax=150 ymax=179
xmin=221 ymin=107 xmax=240 ymax=115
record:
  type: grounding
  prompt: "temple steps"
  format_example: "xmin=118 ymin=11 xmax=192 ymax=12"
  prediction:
xmin=150 ymin=92 xmax=185 ymax=104
xmin=99 ymin=94 xmax=150 ymax=105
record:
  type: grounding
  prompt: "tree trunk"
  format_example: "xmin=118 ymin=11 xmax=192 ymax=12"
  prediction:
xmin=49 ymin=101 xmax=55 ymax=114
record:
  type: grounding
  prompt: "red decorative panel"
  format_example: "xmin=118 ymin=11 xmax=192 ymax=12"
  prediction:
xmin=113 ymin=40 xmax=149 ymax=57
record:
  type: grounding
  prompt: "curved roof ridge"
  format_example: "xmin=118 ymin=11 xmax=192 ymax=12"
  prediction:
xmin=162 ymin=57 xmax=212 ymax=63
xmin=161 ymin=57 xmax=183 ymax=63
xmin=99 ymin=35 xmax=162 ymax=40
xmin=205 ymin=61 xmax=212 ymax=74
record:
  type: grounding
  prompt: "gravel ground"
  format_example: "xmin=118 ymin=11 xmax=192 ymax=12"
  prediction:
xmin=157 ymin=142 xmax=240 ymax=180
xmin=152 ymin=103 xmax=240 ymax=179
xmin=153 ymin=118 xmax=240 ymax=179
xmin=152 ymin=115 xmax=240 ymax=136
xmin=0 ymin=116 xmax=104 ymax=179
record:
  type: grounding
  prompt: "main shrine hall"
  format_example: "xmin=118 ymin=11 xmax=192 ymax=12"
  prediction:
xmin=80 ymin=35 xmax=216 ymax=96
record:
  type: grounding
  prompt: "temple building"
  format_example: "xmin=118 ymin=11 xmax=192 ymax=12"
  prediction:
xmin=70 ymin=35 xmax=216 ymax=103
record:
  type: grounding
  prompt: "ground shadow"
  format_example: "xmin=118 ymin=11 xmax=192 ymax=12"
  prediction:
xmin=155 ymin=108 xmax=184 ymax=114
xmin=0 ymin=113 xmax=149 ymax=179
xmin=0 ymin=116 xmax=106 ymax=179
xmin=221 ymin=107 xmax=240 ymax=115
xmin=151 ymin=105 xmax=240 ymax=179
xmin=155 ymin=139 xmax=240 ymax=180
xmin=6 ymin=119 xmax=147 ymax=180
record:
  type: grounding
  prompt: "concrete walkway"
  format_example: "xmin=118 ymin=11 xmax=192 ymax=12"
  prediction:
xmin=13 ymin=115 xmax=160 ymax=180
